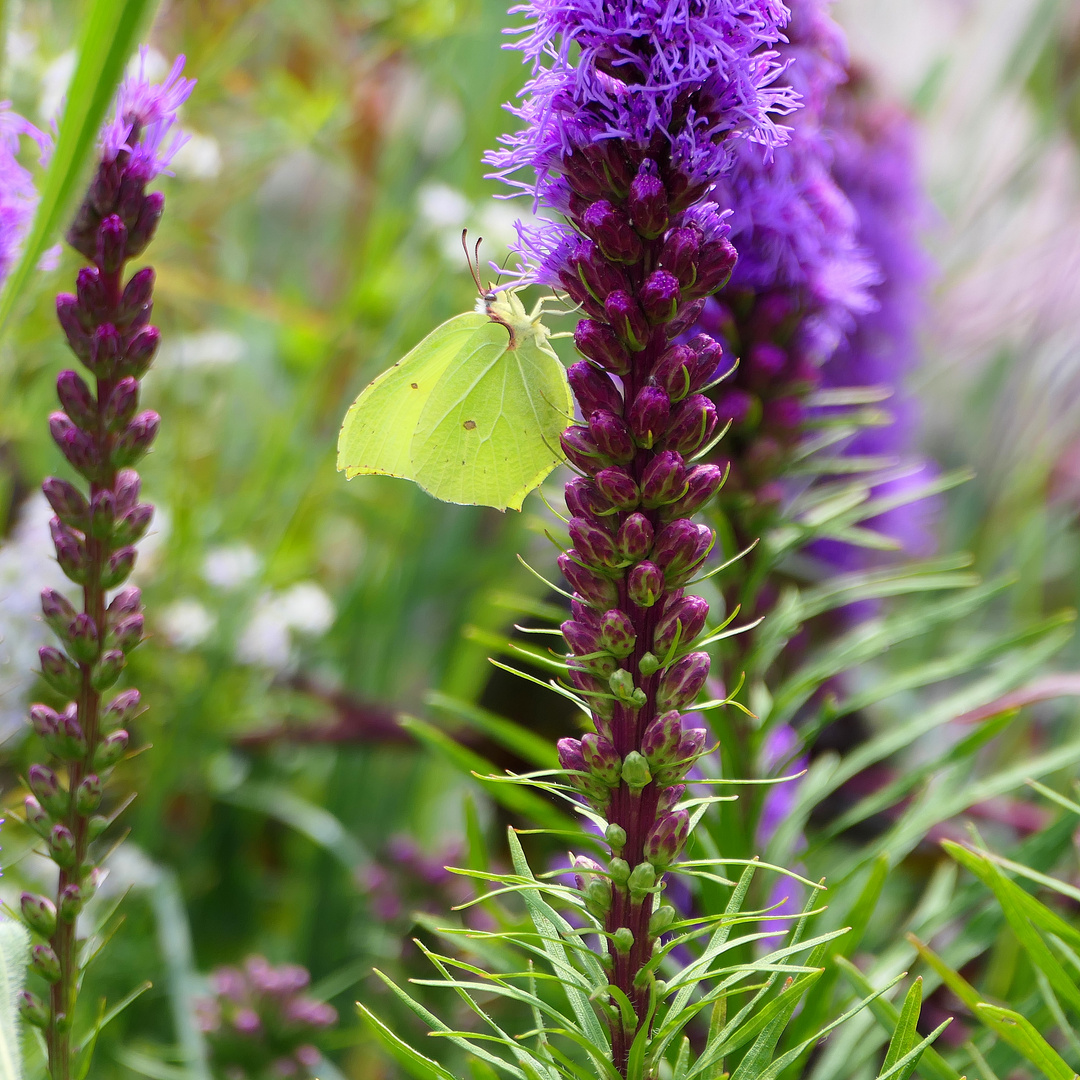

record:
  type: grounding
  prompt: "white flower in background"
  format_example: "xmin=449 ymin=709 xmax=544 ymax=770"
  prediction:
xmin=159 ymin=599 xmax=217 ymax=650
xmin=202 ymin=543 xmax=260 ymax=590
xmin=157 ymin=329 xmax=245 ymax=371
xmin=171 ymin=131 xmax=222 ymax=180
xmin=39 ymin=50 xmax=75 ymax=120
xmin=236 ymin=583 xmax=335 ymax=670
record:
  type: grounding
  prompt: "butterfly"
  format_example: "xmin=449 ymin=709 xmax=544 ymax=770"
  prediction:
xmin=337 ymin=284 xmax=572 ymax=511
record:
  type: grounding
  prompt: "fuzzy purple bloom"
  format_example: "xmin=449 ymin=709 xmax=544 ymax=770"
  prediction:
xmin=0 ymin=107 xmax=51 ymax=282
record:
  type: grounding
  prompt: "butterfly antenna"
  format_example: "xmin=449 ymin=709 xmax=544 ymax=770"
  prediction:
xmin=461 ymin=229 xmax=486 ymax=296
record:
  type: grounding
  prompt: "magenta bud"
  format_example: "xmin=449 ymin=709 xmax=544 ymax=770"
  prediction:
xmin=716 ymin=389 xmax=756 ymax=426
xmin=121 ymin=325 xmax=160 ymax=377
xmin=109 ymin=613 xmax=144 ymax=652
xmin=616 ymin=512 xmax=654 ymax=563
xmin=29 ymin=703 xmax=60 ymax=742
xmin=112 ymin=410 xmax=159 ymax=468
xmin=641 ymin=711 xmax=684 ymax=766
xmin=568 ymin=361 xmax=623 ymax=417
xmin=604 ymin=290 xmax=650 ymax=351
xmin=639 ymin=270 xmax=682 ymax=324
xmin=56 ymin=370 xmax=96 ymax=429
xmin=569 ymin=517 xmax=620 ymax=569
xmin=561 ymin=619 xmax=602 ymax=657
xmin=558 ymin=552 xmax=619 ymax=608
xmin=19 ymin=991 xmax=49 ymax=1028
xmin=557 ymin=737 xmax=586 ymax=775
xmin=89 ymin=321 xmax=122 ymax=377
xmin=654 ymin=520 xmax=713 ymax=581
xmin=118 ymin=266 xmax=155 ymax=328
xmin=38 ymin=647 xmax=80 ymax=697
xmin=588 ymin=409 xmax=635 ymax=465
xmin=20 ymin=892 xmax=57 ymax=937
xmin=113 ymin=469 xmax=141 ymax=512
xmin=101 ymin=545 xmax=137 ymax=590
xmin=89 ymin=489 xmax=116 ymax=539
xmin=628 ymin=161 xmax=669 ymax=238
xmin=102 ymin=688 xmax=140 ymax=729
xmin=640 ymin=451 xmax=688 ymax=508
xmin=56 ymin=295 xmax=92 ymax=361
xmin=103 ymin=377 xmax=140 ymax=431
xmin=566 ymin=239 xmax=629 ymax=303
xmin=678 ymin=727 xmax=707 ymax=763
xmin=114 ymin=502 xmax=154 ymax=546
xmin=654 ymin=595 xmax=709 ymax=655
xmin=49 ymin=413 xmax=98 ymax=479
xmin=666 ymin=297 xmax=707 ymax=338
xmin=96 ymin=213 xmax=127 ymax=273
xmin=90 ymin=648 xmax=126 ymax=692
xmin=644 ymin=810 xmax=689 ymax=869
xmin=664 ymin=395 xmax=718 ymax=457
xmin=560 ymin=425 xmax=608 ymax=474
xmin=594 ymin=467 xmax=640 ymax=511
xmin=76 ymin=266 xmax=107 ymax=317
xmin=658 ymin=784 xmax=685 ymax=810
xmin=50 ymin=516 xmax=88 ymax=585
xmin=74 ymin=774 xmax=103 ymax=815
xmin=107 ymin=586 xmax=143 ymax=623
xmin=66 ymin=612 xmax=100 ymax=664
xmin=651 ymin=344 xmax=696 ymax=402
xmin=581 ymin=732 xmax=621 ymax=786
xmin=31 ymin=944 xmax=61 ymax=984
xmin=598 ymin=609 xmax=636 ymax=658
xmin=628 ymin=385 xmax=671 ymax=448
xmin=127 ymin=191 xmax=164 ymax=257
xmin=49 ymin=823 xmax=77 ymax=867
xmin=57 ymin=883 xmax=85 ymax=923
xmin=95 ymin=729 xmax=129 ymax=769
xmin=658 ymin=227 xmax=700 ymax=286
xmin=40 ymin=589 xmax=77 ymax=634
xmin=581 ymin=200 xmax=642 ymax=264
xmin=28 ymin=764 xmax=63 ymax=810
xmin=687 ymin=236 xmax=738 ymax=296
xmin=42 ymin=477 xmax=89 ymax=530
xmin=666 ymin=464 xmax=724 ymax=518
xmin=657 ymin=651 xmax=710 ymax=712
xmin=574 ymin=319 xmax=631 ymax=375
xmin=563 ymin=477 xmax=610 ymax=523
xmin=571 ymin=599 xmax=601 ymax=627
xmin=56 ymin=708 xmax=88 ymax=758
xmin=23 ymin=796 xmax=51 ymax=839
xmin=627 ymin=560 xmax=664 ymax=608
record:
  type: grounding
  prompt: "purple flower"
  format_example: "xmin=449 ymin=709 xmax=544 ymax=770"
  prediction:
xmin=0 ymin=106 xmax=50 ymax=282
xmin=101 ymin=49 xmax=196 ymax=179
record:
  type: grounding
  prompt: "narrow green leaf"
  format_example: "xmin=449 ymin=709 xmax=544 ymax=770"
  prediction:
xmin=881 ymin=978 xmax=921 ymax=1075
xmin=974 ymin=1004 xmax=1076 ymax=1080
xmin=357 ymin=1003 xmax=457 ymax=1080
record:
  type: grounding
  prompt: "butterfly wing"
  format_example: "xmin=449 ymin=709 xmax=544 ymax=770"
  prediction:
xmin=337 ymin=312 xmax=487 ymax=481
xmin=411 ymin=323 xmax=573 ymax=511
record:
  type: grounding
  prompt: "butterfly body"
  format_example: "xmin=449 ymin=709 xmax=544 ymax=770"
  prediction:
xmin=337 ymin=288 xmax=571 ymax=511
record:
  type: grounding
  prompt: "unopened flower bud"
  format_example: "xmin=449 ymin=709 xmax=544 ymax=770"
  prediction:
xmin=667 ymin=297 xmax=707 ymax=338
xmin=666 ymin=464 xmax=724 ymax=519
xmin=41 ymin=589 xmax=77 ymax=635
xmin=108 ymin=587 xmax=143 ymax=623
xmin=38 ymin=647 xmax=80 ymax=698
xmin=108 ymin=613 xmax=144 ymax=653
xmin=557 ymin=737 xmax=586 ymax=775
xmin=628 ymin=161 xmax=668 ymax=238
xmin=568 ymin=361 xmax=623 ymax=417
xmin=56 ymin=709 xmax=88 ymax=758
xmin=605 ymin=824 xmax=627 ymax=852
xmin=594 ymin=467 xmax=640 ymax=511
xmin=638 ymin=651 xmax=660 ymax=676
xmin=50 ymin=516 xmax=88 ymax=585
xmin=75 ymin=774 xmax=103 ymax=815
xmin=56 ymin=370 xmax=96 ymax=429
xmin=21 ymin=892 xmax=57 ymax=937
xmin=76 ymin=265 xmax=107 ymax=318
xmin=563 ymin=477 xmax=608 ymax=523
xmin=102 ymin=689 xmax=140 ymax=729
xmin=96 ymin=213 xmax=127 ymax=272
xmin=56 ymin=295 xmax=92 ymax=361
xmin=566 ymin=240 xmax=629 ymax=303
xmin=658 ymin=785 xmax=685 ymax=811
xmin=657 ymin=652 xmax=710 ymax=712
xmin=569 ymin=517 xmax=620 ymax=569
xmin=49 ymin=823 xmax=77 ymax=867
xmin=588 ymin=410 xmax=635 ymax=465
xmin=42 ymin=477 xmax=89 ymax=530
xmin=95 ymin=729 xmax=129 ymax=769
xmin=687 ymin=236 xmax=738 ymax=296
xmin=640 ymin=451 xmax=687 ymax=508
xmin=664 ymin=395 xmax=718 ymax=457
xmin=87 ymin=489 xmax=116 ymax=540
xmin=658 ymin=226 xmax=700 ymax=286
xmin=112 ymin=411 xmax=159 ymax=468
xmin=620 ymin=750 xmax=652 ymax=790
xmin=65 ymin=612 xmax=100 ymax=664
xmin=581 ymin=200 xmax=642 ymax=264
xmin=101 ymin=546 xmax=137 ymax=589
xmin=616 ymin=513 xmax=653 ymax=563
xmin=628 ymin=385 xmax=671 ymax=448
xmin=599 ymin=609 xmax=636 ymax=658
xmin=627 ymin=861 xmax=656 ymax=898
xmin=90 ymin=649 xmax=125 ymax=691
xmin=584 ymin=876 xmax=612 ymax=916
xmin=641 ymin=711 xmax=684 ymax=767
xmin=611 ymin=927 xmax=635 ymax=955
xmin=608 ymin=668 xmax=639 ymax=706
xmin=49 ymin=413 xmax=98 ymax=480
xmin=639 ymin=270 xmax=681 ymax=324
xmin=127 ymin=191 xmax=164 ymax=258
xmin=57 ymin=883 xmax=85 ymax=922
xmin=644 ymin=810 xmax=689 ymax=869
xmin=654 ymin=595 xmax=709 ymax=655
xmin=651 ymin=344 xmax=695 ymax=402
xmin=31 ymin=944 xmax=61 ymax=983
xmin=627 ymin=561 xmax=664 ymax=607
xmin=88 ymin=816 xmax=109 ymax=840
xmin=649 ymin=904 xmax=677 ymax=936
xmin=114 ymin=502 xmax=153 ymax=547
xmin=608 ymin=857 xmax=631 ymax=885
xmin=560 ymin=425 xmax=608 ymax=474
xmin=118 ymin=267 xmax=155 ymax=328
xmin=19 ymin=992 xmax=49 ymax=1028
xmin=574 ymin=320 xmax=630 ymax=375
xmin=654 ymin=520 xmax=713 ymax=582
xmin=102 ymin=377 xmax=140 ymax=432
xmin=89 ymin=322 xmax=122 ymax=377
xmin=561 ymin=619 xmax=602 ymax=659
xmin=120 ymin=325 xmax=160 ymax=378
xmin=604 ymin=290 xmax=650 ymax=351
xmin=581 ymin=732 xmax=621 ymax=786
xmin=23 ymin=797 xmax=51 ymax=838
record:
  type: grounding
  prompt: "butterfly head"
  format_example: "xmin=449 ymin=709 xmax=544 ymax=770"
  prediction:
xmin=477 ymin=286 xmax=550 ymax=350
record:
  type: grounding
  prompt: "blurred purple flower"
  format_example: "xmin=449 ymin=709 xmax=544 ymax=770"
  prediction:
xmin=0 ymin=106 xmax=50 ymax=283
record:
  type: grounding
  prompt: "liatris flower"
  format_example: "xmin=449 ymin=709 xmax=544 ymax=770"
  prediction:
xmin=487 ymin=1 xmax=796 ymax=1068
xmin=195 ymin=957 xmax=337 ymax=1080
xmin=0 ymin=105 xmax=50 ymax=282
xmin=16 ymin=53 xmax=193 ymax=1079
